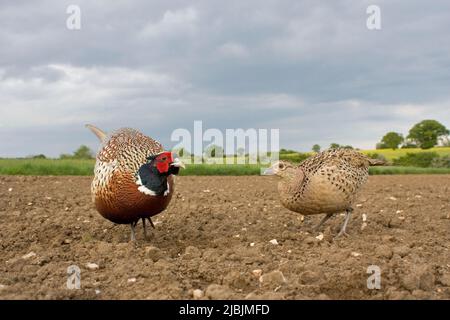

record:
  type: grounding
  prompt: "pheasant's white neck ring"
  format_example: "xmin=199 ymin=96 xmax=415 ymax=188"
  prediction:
xmin=135 ymin=169 xmax=170 ymax=197
xmin=137 ymin=182 xmax=170 ymax=197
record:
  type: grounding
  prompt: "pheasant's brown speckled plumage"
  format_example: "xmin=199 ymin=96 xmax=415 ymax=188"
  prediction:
xmin=278 ymin=148 xmax=374 ymax=215
xmin=91 ymin=128 xmax=173 ymax=224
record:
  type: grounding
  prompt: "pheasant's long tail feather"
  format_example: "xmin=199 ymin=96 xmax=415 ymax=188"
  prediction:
xmin=86 ymin=124 xmax=107 ymax=142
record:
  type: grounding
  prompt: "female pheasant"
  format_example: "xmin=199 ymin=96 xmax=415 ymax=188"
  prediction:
xmin=264 ymin=148 xmax=385 ymax=237
xmin=86 ymin=124 xmax=184 ymax=241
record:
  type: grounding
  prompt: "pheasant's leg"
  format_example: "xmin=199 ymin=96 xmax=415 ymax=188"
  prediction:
xmin=142 ymin=218 xmax=148 ymax=240
xmin=313 ymin=213 xmax=333 ymax=231
xmin=130 ymin=221 xmax=138 ymax=242
xmin=147 ymin=217 xmax=155 ymax=229
xmin=335 ymin=208 xmax=353 ymax=238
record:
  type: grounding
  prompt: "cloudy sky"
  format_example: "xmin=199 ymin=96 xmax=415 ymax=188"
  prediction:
xmin=1 ymin=0 xmax=450 ymax=157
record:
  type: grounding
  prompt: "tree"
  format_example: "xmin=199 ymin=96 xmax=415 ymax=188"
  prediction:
xmin=312 ymin=144 xmax=321 ymax=153
xmin=407 ymin=120 xmax=449 ymax=149
xmin=61 ymin=145 xmax=94 ymax=159
xmin=173 ymin=147 xmax=190 ymax=158
xmin=401 ymin=139 xmax=418 ymax=149
xmin=329 ymin=143 xmax=340 ymax=149
xmin=73 ymin=145 xmax=94 ymax=159
xmin=204 ymin=144 xmax=224 ymax=158
xmin=380 ymin=132 xmax=404 ymax=150
xmin=59 ymin=153 xmax=72 ymax=159
xmin=31 ymin=154 xmax=47 ymax=159
xmin=280 ymin=148 xmax=297 ymax=154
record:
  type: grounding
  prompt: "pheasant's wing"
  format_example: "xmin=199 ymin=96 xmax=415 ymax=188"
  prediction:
xmin=298 ymin=148 xmax=369 ymax=196
xmin=299 ymin=148 xmax=370 ymax=172
xmin=325 ymin=150 xmax=370 ymax=195
xmin=96 ymin=128 xmax=164 ymax=174
xmin=299 ymin=149 xmax=340 ymax=175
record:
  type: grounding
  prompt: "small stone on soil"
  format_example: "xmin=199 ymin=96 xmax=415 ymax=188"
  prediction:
xmin=86 ymin=263 xmax=99 ymax=270
xmin=252 ymin=269 xmax=263 ymax=277
xmin=22 ymin=252 xmax=36 ymax=259
xmin=269 ymin=239 xmax=279 ymax=245
xmin=192 ymin=289 xmax=204 ymax=299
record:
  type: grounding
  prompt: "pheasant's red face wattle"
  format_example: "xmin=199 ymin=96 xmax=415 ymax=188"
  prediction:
xmin=154 ymin=151 xmax=173 ymax=173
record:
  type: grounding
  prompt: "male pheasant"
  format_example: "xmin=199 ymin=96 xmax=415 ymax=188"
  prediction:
xmin=264 ymin=148 xmax=385 ymax=237
xmin=86 ymin=125 xmax=184 ymax=241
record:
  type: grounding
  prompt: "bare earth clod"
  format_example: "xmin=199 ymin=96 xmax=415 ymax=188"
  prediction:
xmin=0 ymin=175 xmax=449 ymax=299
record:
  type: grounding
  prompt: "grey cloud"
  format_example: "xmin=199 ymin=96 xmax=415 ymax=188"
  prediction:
xmin=1 ymin=0 xmax=450 ymax=156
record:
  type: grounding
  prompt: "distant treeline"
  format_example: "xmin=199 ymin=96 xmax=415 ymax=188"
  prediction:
xmin=15 ymin=119 xmax=450 ymax=170
xmin=23 ymin=145 xmax=94 ymax=160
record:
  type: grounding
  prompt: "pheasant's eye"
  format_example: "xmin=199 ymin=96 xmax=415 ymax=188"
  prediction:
xmin=278 ymin=163 xmax=285 ymax=169
xmin=160 ymin=157 xmax=167 ymax=162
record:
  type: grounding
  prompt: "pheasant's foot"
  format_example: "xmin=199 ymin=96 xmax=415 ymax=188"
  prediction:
xmin=142 ymin=218 xmax=148 ymax=240
xmin=334 ymin=230 xmax=349 ymax=239
xmin=130 ymin=221 xmax=138 ymax=242
xmin=334 ymin=208 xmax=353 ymax=239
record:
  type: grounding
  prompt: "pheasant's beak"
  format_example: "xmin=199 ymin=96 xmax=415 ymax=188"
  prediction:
xmin=262 ymin=167 xmax=275 ymax=175
xmin=262 ymin=162 xmax=279 ymax=176
xmin=170 ymin=157 xmax=185 ymax=169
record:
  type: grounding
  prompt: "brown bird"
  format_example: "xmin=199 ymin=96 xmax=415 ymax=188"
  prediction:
xmin=264 ymin=148 xmax=385 ymax=237
xmin=86 ymin=125 xmax=185 ymax=241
